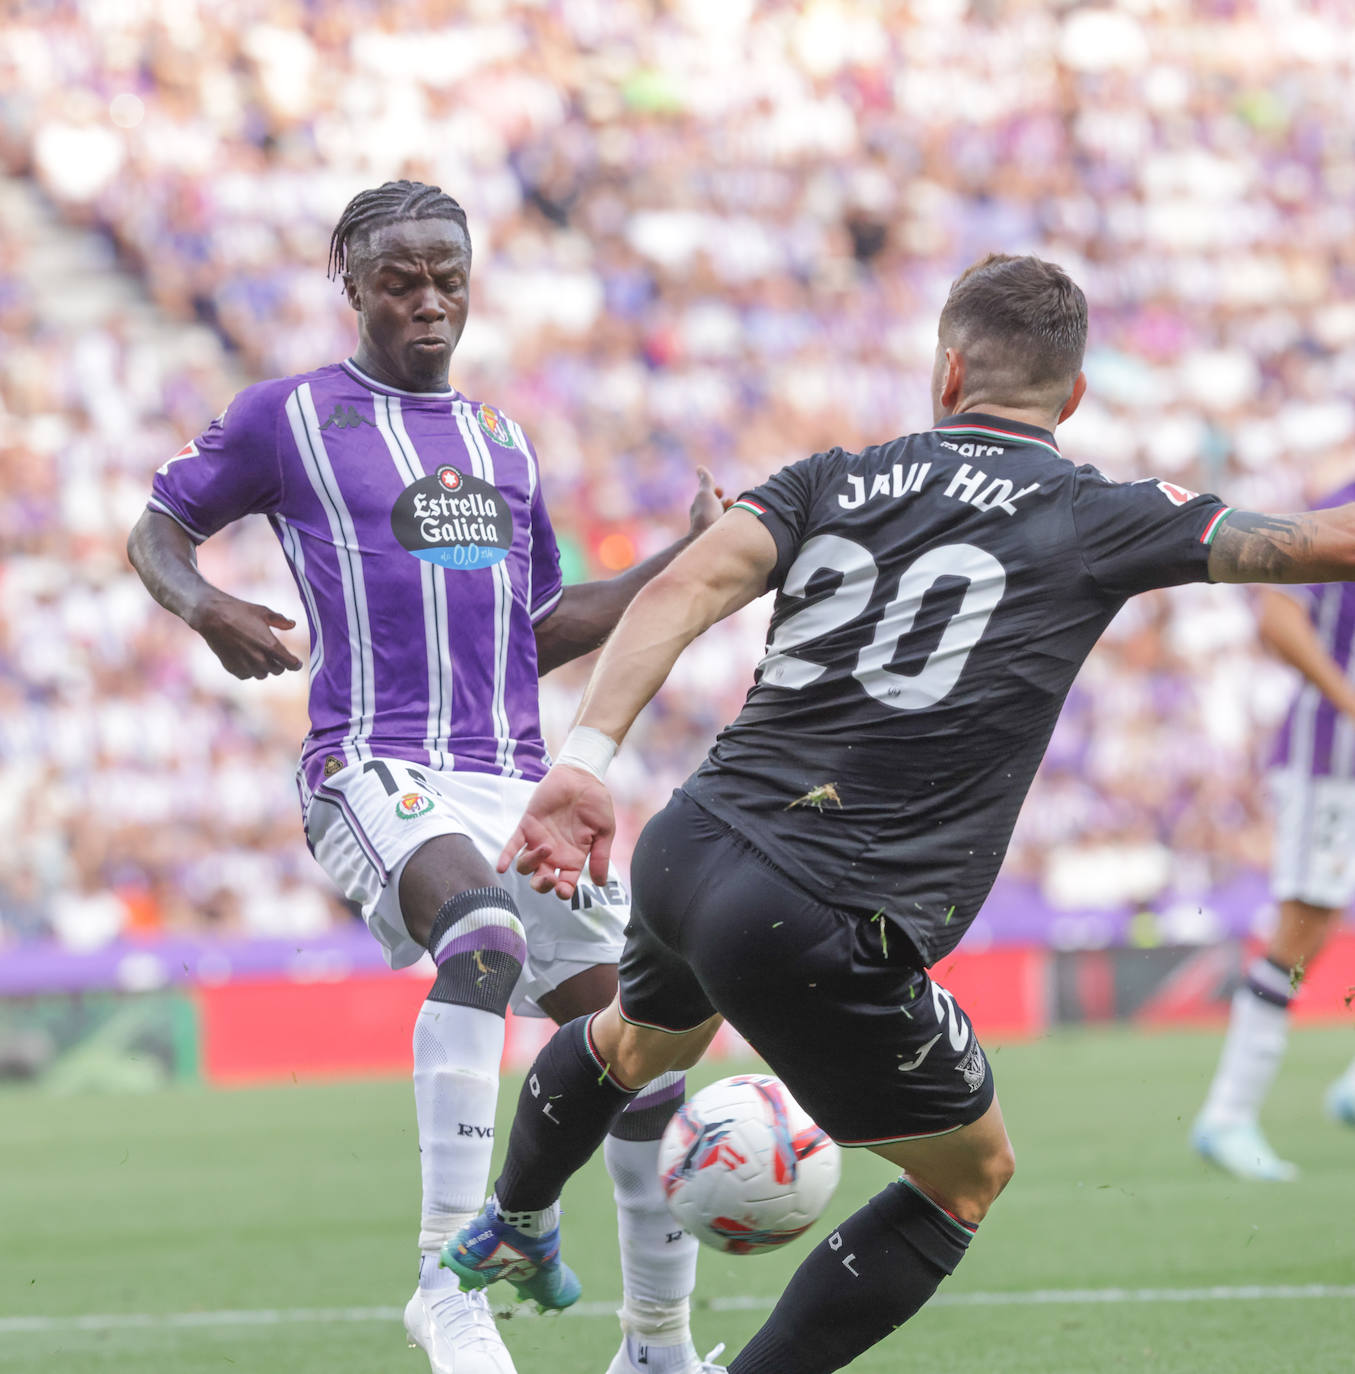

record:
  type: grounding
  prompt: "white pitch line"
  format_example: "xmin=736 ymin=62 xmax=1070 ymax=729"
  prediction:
xmin=1 ymin=1285 xmax=1352 ymax=1336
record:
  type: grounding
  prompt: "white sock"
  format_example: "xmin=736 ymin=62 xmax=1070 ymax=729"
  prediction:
xmin=418 ymin=1249 xmax=464 ymax=1292
xmin=1200 ymin=958 xmax=1292 ymax=1127
xmin=604 ymin=1130 xmax=699 ymax=1348
xmin=413 ymin=1001 xmax=504 ymax=1265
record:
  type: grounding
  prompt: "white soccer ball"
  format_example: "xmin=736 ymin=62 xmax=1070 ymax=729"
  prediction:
xmin=658 ymin=1074 xmax=841 ymax=1255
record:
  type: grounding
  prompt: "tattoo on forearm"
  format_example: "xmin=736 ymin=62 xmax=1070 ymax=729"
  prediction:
xmin=1208 ymin=511 xmax=1313 ymax=581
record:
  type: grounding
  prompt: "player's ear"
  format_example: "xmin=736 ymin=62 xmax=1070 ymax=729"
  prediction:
xmin=1057 ymin=371 xmax=1087 ymax=425
xmin=342 ymin=272 xmax=361 ymax=313
xmin=939 ymin=348 xmax=965 ymax=411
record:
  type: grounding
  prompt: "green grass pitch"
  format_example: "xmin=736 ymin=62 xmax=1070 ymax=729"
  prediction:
xmin=2 ymin=1024 xmax=1353 ymax=1373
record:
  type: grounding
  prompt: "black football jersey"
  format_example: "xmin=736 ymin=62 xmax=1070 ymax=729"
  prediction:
xmin=682 ymin=413 xmax=1231 ymax=966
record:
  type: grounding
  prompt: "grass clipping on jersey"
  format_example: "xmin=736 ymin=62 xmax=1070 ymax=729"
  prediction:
xmin=786 ymin=782 xmax=842 ymax=811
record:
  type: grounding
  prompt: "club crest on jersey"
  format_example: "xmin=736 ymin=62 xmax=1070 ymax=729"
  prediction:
xmin=1156 ymin=480 xmax=1199 ymax=506
xmin=390 ymin=468 xmax=515 ymax=570
xmin=476 ymin=404 xmax=516 ymax=449
xmin=395 ymin=792 xmax=434 ymax=820
xmin=958 ymin=1042 xmax=987 ymax=1093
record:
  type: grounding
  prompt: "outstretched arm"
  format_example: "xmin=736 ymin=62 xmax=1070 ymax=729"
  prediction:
xmin=127 ymin=510 xmax=302 ymax=681
xmin=501 ymin=508 xmax=779 ymax=897
xmin=533 ymin=467 xmax=728 ymax=674
xmin=1253 ymin=586 xmax=1355 ymax=716
xmin=1207 ymin=506 xmax=1355 ymax=584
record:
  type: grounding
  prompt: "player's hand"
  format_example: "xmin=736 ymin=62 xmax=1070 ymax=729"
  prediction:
xmin=498 ymin=763 xmax=616 ymax=900
xmin=189 ymin=588 xmax=304 ymax=680
xmin=687 ymin=466 xmax=731 ymax=536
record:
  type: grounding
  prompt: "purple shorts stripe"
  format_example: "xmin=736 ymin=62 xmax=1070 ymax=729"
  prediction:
xmin=630 ymin=1077 xmax=686 ymax=1111
xmin=314 ymin=783 xmax=386 ymax=879
xmin=435 ymin=924 xmax=527 ymax=967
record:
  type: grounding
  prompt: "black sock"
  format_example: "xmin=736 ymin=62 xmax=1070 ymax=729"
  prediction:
xmin=494 ymin=1014 xmax=636 ymax=1211
xmin=729 ymin=1178 xmax=978 ymax=1374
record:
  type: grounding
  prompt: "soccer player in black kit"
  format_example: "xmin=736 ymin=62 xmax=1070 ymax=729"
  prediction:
xmin=441 ymin=254 xmax=1355 ymax=1373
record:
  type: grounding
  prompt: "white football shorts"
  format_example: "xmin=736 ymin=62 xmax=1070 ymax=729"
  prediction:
xmin=1270 ymin=768 xmax=1355 ymax=911
xmin=303 ymin=758 xmax=627 ymax=1014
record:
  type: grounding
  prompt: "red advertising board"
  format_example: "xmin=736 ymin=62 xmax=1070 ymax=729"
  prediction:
xmin=196 ymin=947 xmax=1052 ymax=1086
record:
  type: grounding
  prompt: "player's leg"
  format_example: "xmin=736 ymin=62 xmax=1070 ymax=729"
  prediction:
xmin=306 ymin=762 xmax=524 ymax=1374
xmin=650 ymin=793 xmax=1004 ymax=1374
xmin=445 ymin=801 xmax=723 ymax=1370
xmin=1194 ymin=897 xmax=1338 ymax=1179
xmin=499 ymin=806 xmax=719 ymax=1374
xmin=445 ymin=1001 xmax=717 ymax=1294
xmin=1195 ymin=770 xmax=1355 ymax=1171
xmin=399 ymin=833 xmax=527 ymax=1268
xmin=726 ymin=1102 xmax=1013 ymax=1374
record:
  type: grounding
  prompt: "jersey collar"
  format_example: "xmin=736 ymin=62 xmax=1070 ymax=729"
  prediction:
xmin=341 ymin=358 xmax=460 ymax=401
xmin=932 ymin=413 xmax=1060 ymax=459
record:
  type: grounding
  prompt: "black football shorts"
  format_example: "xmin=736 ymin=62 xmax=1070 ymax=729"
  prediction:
xmin=619 ymin=789 xmax=996 ymax=1145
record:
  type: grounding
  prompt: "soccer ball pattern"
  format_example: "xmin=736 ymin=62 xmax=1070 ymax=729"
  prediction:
xmin=658 ymin=1074 xmax=841 ymax=1255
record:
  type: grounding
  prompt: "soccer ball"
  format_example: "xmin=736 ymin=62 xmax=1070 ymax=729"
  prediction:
xmin=658 ymin=1074 xmax=841 ymax=1255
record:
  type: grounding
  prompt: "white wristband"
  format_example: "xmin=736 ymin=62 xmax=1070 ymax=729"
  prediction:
xmin=555 ymin=725 xmax=618 ymax=782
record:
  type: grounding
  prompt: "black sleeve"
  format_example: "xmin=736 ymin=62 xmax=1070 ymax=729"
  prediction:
xmin=1070 ymin=468 xmax=1231 ymax=597
xmin=732 ymin=449 xmax=844 ymax=590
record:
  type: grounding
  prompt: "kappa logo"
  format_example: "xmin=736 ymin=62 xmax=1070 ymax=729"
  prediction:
xmin=320 ymin=403 xmax=375 ymax=431
xmin=476 ymin=403 xmax=517 ymax=449
xmin=394 ymin=792 xmax=434 ymax=820
xmin=156 ymin=439 xmax=198 ymax=475
xmin=1155 ymin=480 xmax=1199 ymax=506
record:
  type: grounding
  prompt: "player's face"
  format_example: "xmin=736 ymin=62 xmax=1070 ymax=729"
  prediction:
xmin=346 ymin=219 xmax=471 ymax=392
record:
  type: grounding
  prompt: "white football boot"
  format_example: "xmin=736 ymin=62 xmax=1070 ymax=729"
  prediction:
xmin=1190 ymin=1118 xmax=1298 ymax=1182
xmin=1325 ymin=1077 xmax=1355 ymax=1127
xmin=605 ymin=1337 xmax=727 ymax=1373
xmin=404 ymin=1284 xmax=517 ymax=1374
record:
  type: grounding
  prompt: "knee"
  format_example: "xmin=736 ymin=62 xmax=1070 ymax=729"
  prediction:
xmin=915 ymin=1137 xmax=1015 ymax=1226
xmin=610 ymin=1022 xmax=687 ymax=1088
xmin=986 ymin=1138 xmax=1016 ymax=1203
xmin=961 ymin=1138 xmax=1016 ymax=1222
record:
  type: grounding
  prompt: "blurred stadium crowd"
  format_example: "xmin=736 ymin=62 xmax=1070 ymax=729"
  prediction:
xmin=2 ymin=0 xmax=1353 ymax=950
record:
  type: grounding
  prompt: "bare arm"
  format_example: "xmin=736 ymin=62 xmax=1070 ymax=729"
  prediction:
xmin=127 ymin=510 xmax=303 ymax=680
xmin=568 ymin=509 xmax=778 ymax=743
xmin=1254 ymin=586 xmax=1355 ymax=717
xmin=501 ymin=509 xmax=780 ymax=896
xmin=533 ymin=467 xmax=727 ymax=675
xmin=1207 ymin=506 xmax=1355 ymax=584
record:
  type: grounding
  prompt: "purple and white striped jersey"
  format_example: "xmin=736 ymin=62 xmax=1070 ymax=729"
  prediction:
xmin=1272 ymin=481 xmax=1355 ymax=778
xmin=148 ymin=359 xmax=564 ymax=807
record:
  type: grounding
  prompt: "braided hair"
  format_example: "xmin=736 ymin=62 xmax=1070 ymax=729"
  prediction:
xmin=327 ymin=180 xmax=470 ymax=281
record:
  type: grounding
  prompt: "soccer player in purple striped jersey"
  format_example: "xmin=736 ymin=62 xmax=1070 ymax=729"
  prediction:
xmin=128 ymin=180 xmax=724 ymax=1374
xmin=1193 ymin=482 xmax=1355 ymax=1181
xmin=451 ymin=254 xmax=1355 ymax=1374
